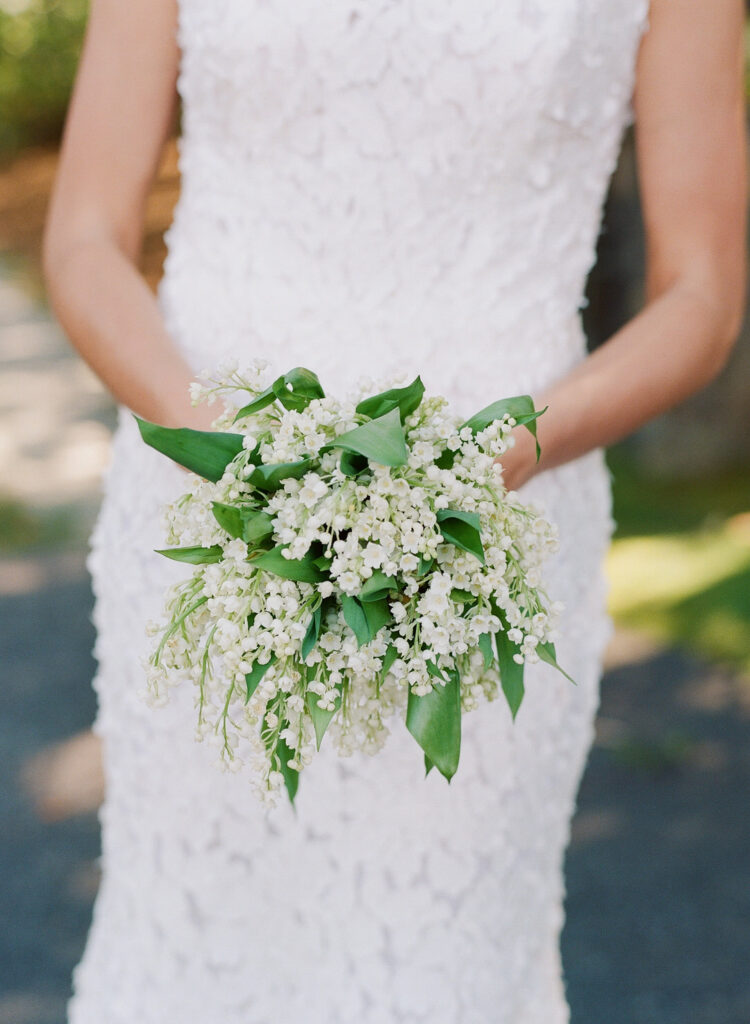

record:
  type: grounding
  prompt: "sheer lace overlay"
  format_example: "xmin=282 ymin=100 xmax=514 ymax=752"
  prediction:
xmin=68 ymin=2 xmax=648 ymax=1021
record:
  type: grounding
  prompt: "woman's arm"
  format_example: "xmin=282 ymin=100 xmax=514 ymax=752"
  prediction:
xmin=42 ymin=0 xmax=214 ymax=430
xmin=501 ymin=0 xmax=747 ymax=490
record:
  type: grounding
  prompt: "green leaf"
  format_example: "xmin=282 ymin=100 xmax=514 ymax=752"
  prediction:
xmin=241 ymin=509 xmax=276 ymax=546
xmin=426 ymin=658 xmax=447 ymax=682
xmin=341 ymin=594 xmax=369 ymax=646
xmin=301 ymin=605 xmax=322 ymax=661
xmin=450 ymin=588 xmax=475 ymax=604
xmin=359 ymin=570 xmax=398 ymax=603
xmin=537 ymin=641 xmax=576 ymax=684
xmin=362 ymin=598 xmax=392 ymax=638
xmin=306 ymin=682 xmax=342 ymax=750
xmin=477 ymin=632 xmax=494 ymax=669
xmin=271 ymin=367 xmax=325 ymax=412
xmin=340 ymin=595 xmax=392 ymax=646
xmin=211 ymin=503 xmax=275 ymax=546
xmin=211 ymin=502 xmax=245 ymax=540
xmin=339 ymin=450 xmax=369 ymax=477
xmin=248 ymin=458 xmax=313 ymax=491
xmin=322 ymin=407 xmax=409 ymax=467
xmin=135 ymin=417 xmax=245 ymax=482
xmin=232 ymin=387 xmax=277 ymax=422
xmin=355 ymin=376 xmax=425 ymax=423
xmin=494 ymin=626 xmax=525 ymax=720
xmin=436 ymin=508 xmax=485 ymax=564
xmin=381 ymin=643 xmax=399 ymax=676
xmin=461 ymin=396 xmax=546 ymax=461
xmin=417 ymin=556 xmax=434 ymax=577
xmin=155 ymin=545 xmax=223 ymax=564
xmin=245 ymin=654 xmax=276 ymax=703
xmin=232 ymin=368 xmax=325 ymax=423
xmin=250 ymin=545 xmax=325 ymax=583
xmin=424 ymin=752 xmax=435 ymax=777
xmin=435 ymin=449 xmax=455 ymax=470
xmin=275 ymin=731 xmax=300 ymax=805
xmin=377 ymin=642 xmax=399 ymax=698
xmin=406 ymin=667 xmax=462 ymax=782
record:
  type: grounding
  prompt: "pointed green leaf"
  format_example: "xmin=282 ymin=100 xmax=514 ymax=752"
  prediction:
xmin=417 ymin=556 xmax=434 ymax=577
xmin=155 ymin=545 xmax=223 ymax=564
xmin=537 ymin=641 xmax=576 ymax=684
xmin=251 ymin=545 xmax=325 ymax=583
xmin=436 ymin=508 xmax=485 ymax=564
xmin=245 ymin=654 xmax=276 ymax=703
xmin=241 ymin=509 xmax=275 ymax=546
xmin=424 ymin=752 xmax=435 ymax=777
xmin=275 ymin=731 xmax=300 ymax=804
xmin=426 ymin=658 xmax=447 ymax=682
xmin=359 ymin=570 xmax=398 ymax=603
xmin=306 ymin=683 xmax=342 ymax=750
xmin=211 ymin=502 xmax=245 ymax=540
xmin=272 ymin=367 xmax=325 ymax=412
xmin=381 ymin=643 xmax=399 ymax=676
xmin=341 ymin=594 xmax=370 ymax=646
xmin=355 ymin=376 xmax=425 ymax=423
xmin=232 ymin=386 xmax=277 ymax=422
xmin=461 ymin=396 xmax=546 ymax=461
xmin=135 ymin=416 xmax=245 ymax=481
xmin=322 ymin=407 xmax=408 ymax=467
xmin=341 ymin=595 xmax=392 ymax=646
xmin=377 ymin=642 xmax=399 ymax=698
xmin=494 ymin=627 xmax=525 ymax=720
xmin=361 ymin=597 xmax=392 ymax=638
xmin=477 ymin=632 xmax=494 ymax=669
xmin=301 ymin=604 xmax=322 ymax=661
xmin=248 ymin=458 xmax=313 ymax=491
xmin=406 ymin=668 xmax=461 ymax=781
xmin=212 ymin=502 xmax=274 ymax=545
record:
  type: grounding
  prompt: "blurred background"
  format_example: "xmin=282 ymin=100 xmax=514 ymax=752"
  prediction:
xmin=1 ymin=3 xmax=749 ymax=1023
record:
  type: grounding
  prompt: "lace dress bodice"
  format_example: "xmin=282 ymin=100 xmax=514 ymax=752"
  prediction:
xmin=67 ymin=3 xmax=649 ymax=1023
xmin=160 ymin=0 xmax=647 ymax=410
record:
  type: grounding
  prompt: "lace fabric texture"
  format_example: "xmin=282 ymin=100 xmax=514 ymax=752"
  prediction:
xmin=68 ymin=2 xmax=649 ymax=1021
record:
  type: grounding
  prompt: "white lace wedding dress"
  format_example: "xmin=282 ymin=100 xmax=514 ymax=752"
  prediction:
xmin=67 ymin=2 xmax=649 ymax=1021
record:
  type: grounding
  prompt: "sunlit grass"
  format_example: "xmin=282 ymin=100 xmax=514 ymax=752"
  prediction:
xmin=607 ymin=449 xmax=750 ymax=675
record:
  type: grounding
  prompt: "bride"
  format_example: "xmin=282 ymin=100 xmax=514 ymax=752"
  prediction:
xmin=42 ymin=1 xmax=745 ymax=1021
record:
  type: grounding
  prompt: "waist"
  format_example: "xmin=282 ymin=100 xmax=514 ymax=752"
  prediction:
xmin=157 ymin=277 xmax=588 ymax=416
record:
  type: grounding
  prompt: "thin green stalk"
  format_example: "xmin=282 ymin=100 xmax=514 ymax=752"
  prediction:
xmin=152 ymin=594 xmax=208 ymax=666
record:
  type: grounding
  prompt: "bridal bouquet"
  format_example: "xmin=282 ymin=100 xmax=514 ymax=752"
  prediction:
xmin=137 ymin=363 xmax=571 ymax=807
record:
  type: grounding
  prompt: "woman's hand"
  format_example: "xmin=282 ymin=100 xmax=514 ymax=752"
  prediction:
xmin=493 ymin=425 xmax=539 ymax=493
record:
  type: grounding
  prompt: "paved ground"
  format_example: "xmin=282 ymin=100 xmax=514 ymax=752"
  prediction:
xmin=1 ymin=262 xmax=749 ymax=1023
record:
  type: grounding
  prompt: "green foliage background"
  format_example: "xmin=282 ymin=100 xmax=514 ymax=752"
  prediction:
xmin=0 ymin=0 xmax=88 ymax=159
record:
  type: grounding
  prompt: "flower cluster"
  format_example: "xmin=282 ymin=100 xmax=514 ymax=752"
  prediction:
xmin=140 ymin=362 xmax=566 ymax=807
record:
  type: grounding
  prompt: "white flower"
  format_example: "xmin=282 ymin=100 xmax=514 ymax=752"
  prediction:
xmin=361 ymin=542 xmax=386 ymax=569
xmin=299 ymin=472 xmax=328 ymax=508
